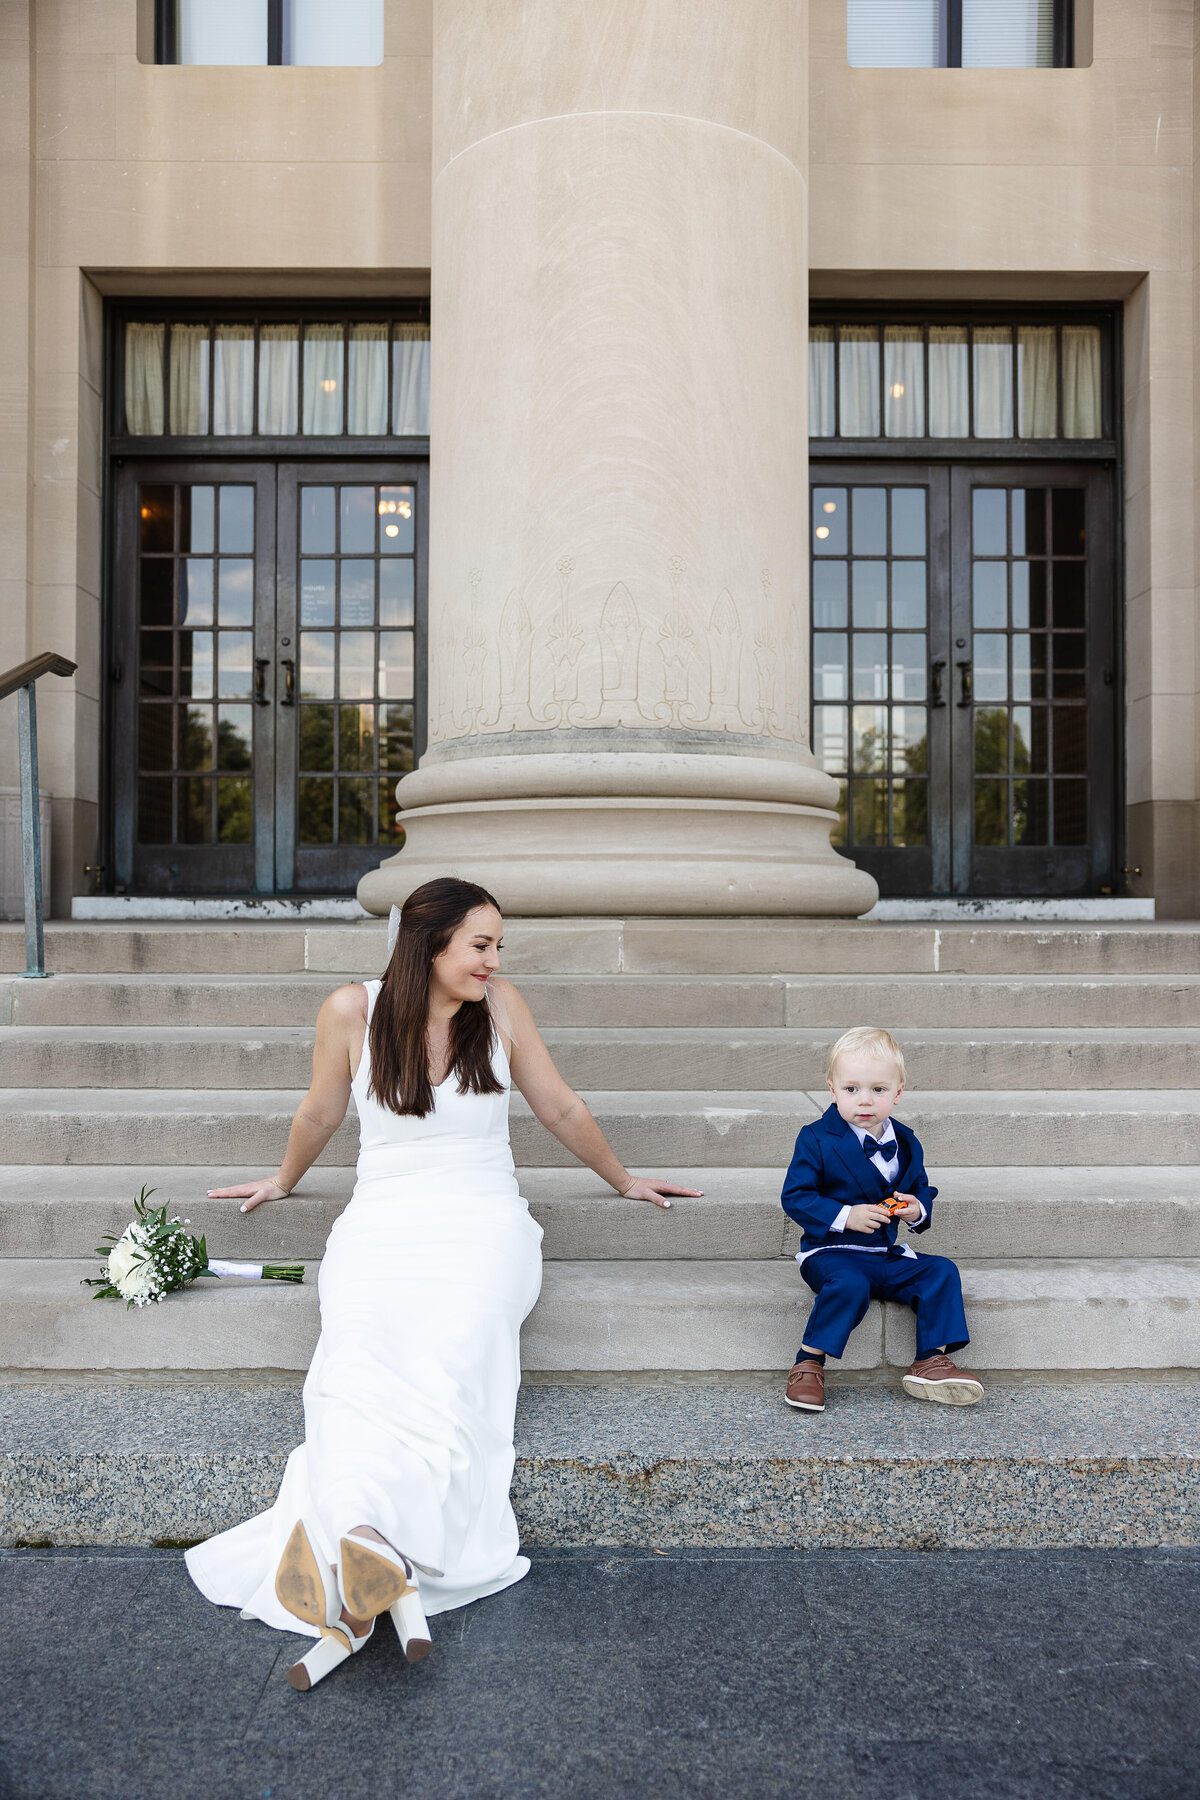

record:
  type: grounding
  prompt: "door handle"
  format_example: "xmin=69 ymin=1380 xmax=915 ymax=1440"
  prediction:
xmin=957 ymin=660 xmax=973 ymax=707
xmin=930 ymin=659 xmax=947 ymax=707
xmin=280 ymin=657 xmax=295 ymax=706
xmin=254 ymin=658 xmax=270 ymax=706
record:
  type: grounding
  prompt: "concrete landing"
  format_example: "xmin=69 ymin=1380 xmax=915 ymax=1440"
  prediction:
xmin=2 ymin=1376 xmax=1196 ymax=1551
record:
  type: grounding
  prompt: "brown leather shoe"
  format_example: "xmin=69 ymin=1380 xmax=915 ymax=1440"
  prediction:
xmin=784 ymin=1358 xmax=825 ymax=1412
xmin=903 ymin=1353 xmax=984 ymax=1406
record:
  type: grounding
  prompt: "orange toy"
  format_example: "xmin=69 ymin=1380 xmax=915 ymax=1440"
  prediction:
xmin=881 ymin=1193 xmax=908 ymax=1218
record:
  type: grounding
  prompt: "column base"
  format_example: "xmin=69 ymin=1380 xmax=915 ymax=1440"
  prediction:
xmin=358 ymin=753 xmax=878 ymax=919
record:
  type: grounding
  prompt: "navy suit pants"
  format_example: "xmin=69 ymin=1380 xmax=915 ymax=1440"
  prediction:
xmin=798 ymin=1248 xmax=969 ymax=1361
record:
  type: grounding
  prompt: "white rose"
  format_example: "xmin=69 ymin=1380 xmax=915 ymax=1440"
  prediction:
xmin=106 ymin=1231 xmax=160 ymax=1305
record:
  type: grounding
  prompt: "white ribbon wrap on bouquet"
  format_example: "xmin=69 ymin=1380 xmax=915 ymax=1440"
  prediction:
xmin=206 ymin=1260 xmax=264 ymax=1280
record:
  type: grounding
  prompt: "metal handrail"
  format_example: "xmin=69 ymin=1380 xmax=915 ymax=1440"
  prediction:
xmin=1 ymin=652 xmax=78 ymax=977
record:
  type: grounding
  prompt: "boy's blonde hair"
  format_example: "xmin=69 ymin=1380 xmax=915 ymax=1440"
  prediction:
xmin=825 ymin=1027 xmax=906 ymax=1087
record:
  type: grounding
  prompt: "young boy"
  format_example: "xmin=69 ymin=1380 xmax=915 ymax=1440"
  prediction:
xmin=780 ymin=1026 xmax=983 ymax=1413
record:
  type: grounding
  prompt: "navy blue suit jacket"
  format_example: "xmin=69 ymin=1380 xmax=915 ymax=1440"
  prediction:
xmin=780 ymin=1104 xmax=938 ymax=1257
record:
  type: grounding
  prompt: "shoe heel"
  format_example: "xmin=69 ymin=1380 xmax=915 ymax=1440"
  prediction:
xmin=286 ymin=1627 xmax=352 ymax=1692
xmin=390 ymin=1585 xmax=432 ymax=1663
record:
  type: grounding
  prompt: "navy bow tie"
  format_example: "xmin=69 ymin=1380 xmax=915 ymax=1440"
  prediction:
xmin=863 ymin=1136 xmax=897 ymax=1161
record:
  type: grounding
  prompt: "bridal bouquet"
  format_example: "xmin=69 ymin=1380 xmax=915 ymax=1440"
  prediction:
xmin=84 ymin=1187 xmax=304 ymax=1308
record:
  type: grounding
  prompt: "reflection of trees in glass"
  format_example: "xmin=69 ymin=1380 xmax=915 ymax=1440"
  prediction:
xmin=217 ymin=778 xmax=252 ymax=843
xmin=216 ymin=716 xmax=251 ymax=771
xmin=973 ymin=709 xmax=1013 ymax=845
xmin=181 ymin=708 xmax=212 ymax=771
xmin=300 ymin=705 xmax=335 ymax=772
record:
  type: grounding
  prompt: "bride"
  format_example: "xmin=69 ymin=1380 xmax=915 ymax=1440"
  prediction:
xmin=185 ymin=875 xmax=699 ymax=1690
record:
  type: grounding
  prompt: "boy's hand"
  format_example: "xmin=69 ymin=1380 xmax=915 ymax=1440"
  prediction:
xmin=846 ymin=1203 xmax=894 ymax=1233
xmin=892 ymin=1195 xmax=923 ymax=1223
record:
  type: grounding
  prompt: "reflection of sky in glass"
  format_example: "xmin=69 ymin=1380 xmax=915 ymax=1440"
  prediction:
xmin=219 ymin=487 xmax=254 ymax=552
xmin=217 ymin=704 xmax=252 ymax=770
xmin=379 ymin=559 xmax=414 ymax=627
xmin=975 ymin=633 xmax=1008 ymax=700
xmin=218 ymin=559 xmax=253 ymax=626
xmin=339 ymin=632 xmax=376 ymax=700
xmin=892 ymin=707 xmax=928 ymax=772
xmin=813 ymin=704 xmax=847 ymax=773
xmin=890 ymin=636 xmax=926 ymax=701
xmin=301 ymin=561 xmax=335 ymax=627
xmin=891 ymin=562 xmax=926 ymax=628
xmin=852 ymin=562 xmax=887 ymax=628
xmin=301 ymin=633 xmax=335 ymax=698
xmin=217 ymin=631 xmax=253 ymax=698
xmin=182 ymin=631 xmax=213 ymax=699
xmin=379 ymin=631 xmax=414 ymax=698
xmin=812 ymin=562 xmax=847 ymax=630
xmin=183 ymin=559 xmax=213 ymax=626
xmin=341 ymin=487 xmax=375 ymax=553
xmin=339 ymin=561 xmax=375 ymax=627
xmin=813 ymin=634 xmax=847 ymax=701
xmin=853 ymin=633 xmax=888 ymax=700
xmin=301 ymin=488 xmax=335 ymax=553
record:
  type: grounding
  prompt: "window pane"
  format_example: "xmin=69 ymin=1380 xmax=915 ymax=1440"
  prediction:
xmin=287 ymin=0 xmax=384 ymax=65
xmin=347 ymin=324 xmax=388 ymax=434
xmin=301 ymin=487 xmax=336 ymax=553
xmin=169 ymin=324 xmax=210 ymax=434
xmin=339 ymin=561 xmax=375 ymax=627
xmin=182 ymin=560 xmax=213 ymax=627
xmin=378 ymin=486 xmax=414 ymax=553
xmin=974 ymin=634 xmax=1008 ymax=701
xmin=379 ymin=631 xmax=414 ymax=698
xmin=259 ymin=325 xmax=298 ymax=434
xmin=140 ymin=486 xmax=174 ymax=553
xmin=928 ymin=327 xmax=968 ymax=436
xmin=973 ymin=489 xmax=1007 ymax=555
xmin=124 ymin=324 xmax=164 ymax=434
xmin=299 ymin=777 xmax=334 ymax=843
xmin=1063 ymin=327 xmax=1102 ymax=438
xmin=892 ymin=707 xmax=928 ymax=773
xmin=809 ymin=327 xmax=835 ymax=436
xmin=181 ymin=486 xmax=214 ymax=553
xmin=852 ymin=562 xmax=887 ymax=629
xmin=217 ymin=777 xmax=252 ymax=843
xmin=853 ymin=633 xmax=888 ymax=700
xmin=178 ymin=0 xmax=268 ymax=63
xmin=974 ymin=708 xmax=1007 ymax=775
xmin=973 ymin=327 xmax=1013 ymax=437
xmin=378 ymin=703 xmax=414 ymax=772
xmin=379 ymin=558 xmax=415 ymax=627
xmin=1052 ymin=562 xmax=1085 ymax=630
xmin=892 ymin=779 xmax=927 ymax=845
xmin=884 ymin=328 xmax=924 ymax=436
xmin=137 ymin=777 xmax=172 ymax=844
xmin=838 ymin=328 xmax=880 ymax=436
xmin=813 ymin=634 xmax=848 ymax=701
xmin=974 ymin=779 xmax=1008 ymax=846
xmin=301 ymin=562 xmax=336 ymax=627
xmin=962 ymin=0 xmax=1055 ymax=68
xmin=1012 ymin=488 xmax=1047 ymax=556
xmin=852 ymin=488 xmax=886 ymax=554
xmin=1018 ymin=327 xmax=1057 ymax=437
xmin=1012 ymin=562 xmax=1049 ymax=630
xmin=339 ymin=704 xmax=376 ymax=771
xmin=339 ymin=778 xmax=375 ymax=844
xmin=891 ymin=561 xmax=926 ymax=629
xmin=847 ymin=0 xmax=942 ymax=66
xmin=217 ymin=705 xmax=252 ymax=771
xmin=139 ymin=631 xmax=173 ymax=697
xmin=299 ymin=704 xmax=335 ymax=771
xmin=393 ymin=327 xmax=431 ymax=433
xmin=181 ymin=776 xmax=213 ymax=843
xmin=890 ymin=635 xmax=926 ymax=702
xmin=812 ymin=562 xmax=848 ymax=630
xmin=813 ymin=488 xmax=847 ymax=555
xmin=339 ymin=632 xmax=377 ymax=700
xmin=300 ymin=633 xmax=335 ymax=699
xmin=973 ymin=561 xmax=1007 ymax=629
xmin=891 ymin=489 xmax=926 ymax=556
xmin=379 ymin=776 xmax=405 ymax=842
xmin=852 ymin=705 xmax=888 ymax=772
xmin=139 ymin=559 xmax=174 ymax=628
xmin=1053 ymin=488 xmax=1086 ymax=555
xmin=813 ymin=705 xmax=848 ymax=773
xmin=303 ymin=325 xmax=344 ymax=433
xmin=1013 ymin=780 xmax=1049 ymax=844
xmin=341 ymin=487 xmax=375 ymax=553
xmin=213 ymin=326 xmax=254 ymax=435
xmin=852 ymin=778 xmax=889 ymax=845
xmin=217 ymin=559 xmax=253 ymax=627
xmin=219 ymin=487 xmax=254 ymax=553
xmin=138 ymin=704 xmax=174 ymax=771
xmin=1053 ymin=779 xmax=1088 ymax=844
xmin=217 ymin=632 xmax=253 ymax=699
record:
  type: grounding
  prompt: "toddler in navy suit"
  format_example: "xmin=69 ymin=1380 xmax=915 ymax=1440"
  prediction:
xmin=780 ymin=1026 xmax=983 ymax=1413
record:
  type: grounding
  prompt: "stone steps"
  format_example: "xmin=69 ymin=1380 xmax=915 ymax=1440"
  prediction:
xmin=4 ymin=1375 xmax=1197 ymax=1550
xmin=2 ymin=1164 xmax=1198 ymax=1262
xmin=2 ymin=1256 xmax=1196 ymax=1372
xmin=6 ymin=918 xmax=1200 ymax=976
xmin=4 ymin=1024 xmax=1199 ymax=1091
xmin=6 ymin=970 xmax=1200 ymax=1028
xmin=1 ymin=1085 xmax=1196 ymax=1168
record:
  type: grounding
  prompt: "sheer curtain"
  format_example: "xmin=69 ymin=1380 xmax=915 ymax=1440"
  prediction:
xmin=1062 ymin=327 xmax=1102 ymax=438
xmin=847 ymin=0 xmax=942 ymax=66
xmin=124 ymin=323 xmax=164 ymax=434
xmin=213 ymin=325 xmax=254 ymax=435
xmin=392 ymin=325 xmax=430 ymax=434
xmin=303 ymin=325 xmax=344 ymax=433
xmin=287 ymin=0 xmax=383 ymax=65
xmin=809 ymin=328 xmax=835 ymax=437
xmin=259 ymin=325 xmax=299 ymax=435
xmin=973 ymin=327 xmax=1013 ymax=437
xmin=169 ymin=324 xmax=210 ymax=434
xmin=1018 ymin=326 xmax=1057 ymax=437
xmin=178 ymin=0 xmax=268 ymax=64
xmin=838 ymin=326 xmax=880 ymax=437
xmin=884 ymin=328 xmax=924 ymax=436
xmin=348 ymin=324 xmax=388 ymax=434
xmin=928 ymin=326 xmax=968 ymax=437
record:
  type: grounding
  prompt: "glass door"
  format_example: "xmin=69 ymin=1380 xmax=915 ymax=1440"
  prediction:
xmin=810 ymin=460 xmax=1116 ymax=896
xmin=111 ymin=458 xmax=425 ymax=894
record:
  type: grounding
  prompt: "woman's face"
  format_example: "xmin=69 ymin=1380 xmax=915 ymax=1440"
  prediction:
xmin=430 ymin=904 xmax=504 ymax=1006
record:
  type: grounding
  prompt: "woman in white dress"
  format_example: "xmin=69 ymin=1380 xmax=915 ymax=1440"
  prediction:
xmin=185 ymin=877 xmax=700 ymax=1690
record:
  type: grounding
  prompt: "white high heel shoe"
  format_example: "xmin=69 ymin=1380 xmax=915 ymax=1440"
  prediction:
xmin=275 ymin=1518 xmax=375 ymax=1692
xmin=339 ymin=1533 xmax=433 ymax=1663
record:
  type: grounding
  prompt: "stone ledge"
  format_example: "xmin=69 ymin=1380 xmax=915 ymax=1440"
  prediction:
xmin=1 ymin=1378 xmax=1196 ymax=1550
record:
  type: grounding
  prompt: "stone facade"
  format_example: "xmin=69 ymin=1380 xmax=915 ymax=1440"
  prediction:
xmin=1 ymin=1 xmax=1198 ymax=913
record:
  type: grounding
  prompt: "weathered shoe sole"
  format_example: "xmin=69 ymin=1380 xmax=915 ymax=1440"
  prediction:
xmin=903 ymin=1375 xmax=984 ymax=1406
xmin=275 ymin=1519 xmax=332 ymax=1629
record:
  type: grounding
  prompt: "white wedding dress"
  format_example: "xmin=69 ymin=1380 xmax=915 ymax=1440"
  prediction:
xmin=185 ymin=979 xmax=544 ymax=1632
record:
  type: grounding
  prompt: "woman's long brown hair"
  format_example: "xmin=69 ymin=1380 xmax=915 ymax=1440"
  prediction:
xmin=368 ymin=876 xmax=505 ymax=1117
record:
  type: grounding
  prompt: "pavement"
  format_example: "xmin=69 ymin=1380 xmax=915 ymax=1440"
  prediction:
xmin=1 ymin=1547 xmax=1197 ymax=1800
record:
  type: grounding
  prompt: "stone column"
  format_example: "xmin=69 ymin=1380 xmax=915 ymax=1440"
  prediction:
xmin=359 ymin=0 xmax=876 ymax=917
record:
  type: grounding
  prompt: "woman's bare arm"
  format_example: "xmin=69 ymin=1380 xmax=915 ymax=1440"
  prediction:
xmin=496 ymin=978 xmax=702 ymax=1210
xmin=207 ymin=984 xmax=367 ymax=1213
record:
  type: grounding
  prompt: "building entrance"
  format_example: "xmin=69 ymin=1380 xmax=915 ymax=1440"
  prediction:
xmin=810 ymin=461 xmax=1116 ymax=897
xmin=111 ymin=459 xmax=424 ymax=895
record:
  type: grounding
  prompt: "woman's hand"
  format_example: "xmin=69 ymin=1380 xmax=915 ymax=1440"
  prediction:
xmin=619 ymin=1177 xmax=704 ymax=1210
xmin=206 ymin=1175 xmax=290 ymax=1214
